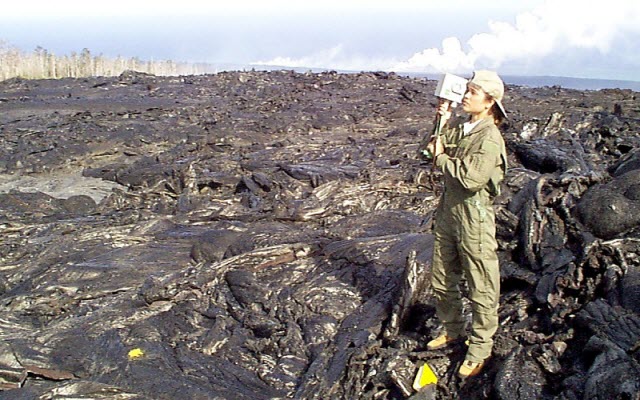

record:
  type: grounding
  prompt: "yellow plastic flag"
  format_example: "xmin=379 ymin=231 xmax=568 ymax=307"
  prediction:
xmin=413 ymin=363 xmax=438 ymax=391
xmin=128 ymin=348 xmax=144 ymax=360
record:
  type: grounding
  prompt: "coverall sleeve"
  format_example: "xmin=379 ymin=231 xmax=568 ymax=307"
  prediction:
xmin=435 ymin=134 xmax=503 ymax=192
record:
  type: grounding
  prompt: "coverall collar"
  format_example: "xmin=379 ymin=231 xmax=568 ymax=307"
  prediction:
xmin=466 ymin=117 xmax=495 ymax=137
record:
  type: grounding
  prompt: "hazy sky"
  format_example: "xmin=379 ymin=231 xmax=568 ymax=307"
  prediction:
xmin=1 ymin=0 xmax=639 ymax=81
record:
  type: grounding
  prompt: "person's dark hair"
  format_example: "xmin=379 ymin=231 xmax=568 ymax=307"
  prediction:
xmin=484 ymin=92 xmax=505 ymax=126
xmin=490 ymin=103 xmax=505 ymax=126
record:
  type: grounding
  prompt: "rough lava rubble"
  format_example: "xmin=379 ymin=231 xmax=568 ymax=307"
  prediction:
xmin=0 ymin=70 xmax=639 ymax=399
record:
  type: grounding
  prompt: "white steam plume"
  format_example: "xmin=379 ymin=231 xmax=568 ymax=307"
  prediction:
xmin=251 ymin=44 xmax=398 ymax=71
xmin=393 ymin=0 xmax=640 ymax=74
xmin=252 ymin=45 xmax=347 ymax=69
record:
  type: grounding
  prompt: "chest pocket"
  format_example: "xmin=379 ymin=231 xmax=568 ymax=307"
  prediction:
xmin=453 ymin=137 xmax=471 ymax=158
xmin=453 ymin=134 xmax=481 ymax=159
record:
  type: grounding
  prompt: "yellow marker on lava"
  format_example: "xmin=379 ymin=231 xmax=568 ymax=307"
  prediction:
xmin=128 ymin=348 xmax=144 ymax=360
xmin=413 ymin=363 xmax=438 ymax=391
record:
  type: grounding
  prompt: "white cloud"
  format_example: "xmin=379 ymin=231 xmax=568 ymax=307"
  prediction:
xmin=392 ymin=0 xmax=640 ymax=74
xmin=392 ymin=37 xmax=475 ymax=73
xmin=244 ymin=0 xmax=640 ymax=78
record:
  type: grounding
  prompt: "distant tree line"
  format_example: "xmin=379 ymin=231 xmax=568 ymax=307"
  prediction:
xmin=0 ymin=41 xmax=211 ymax=81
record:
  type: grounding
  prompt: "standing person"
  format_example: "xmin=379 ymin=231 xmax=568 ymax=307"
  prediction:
xmin=425 ymin=70 xmax=508 ymax=378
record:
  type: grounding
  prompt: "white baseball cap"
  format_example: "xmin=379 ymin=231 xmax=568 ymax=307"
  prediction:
xmin=469 ymin=70 xmax=507 ymax=118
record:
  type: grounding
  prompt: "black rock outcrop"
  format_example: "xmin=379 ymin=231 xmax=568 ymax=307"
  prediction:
xmin=1 ymin=71 xmax=639 ymax=399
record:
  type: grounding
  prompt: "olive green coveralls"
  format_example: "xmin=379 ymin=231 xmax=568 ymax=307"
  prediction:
xmin=431 ymin=117 xmax=507 ymax=363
